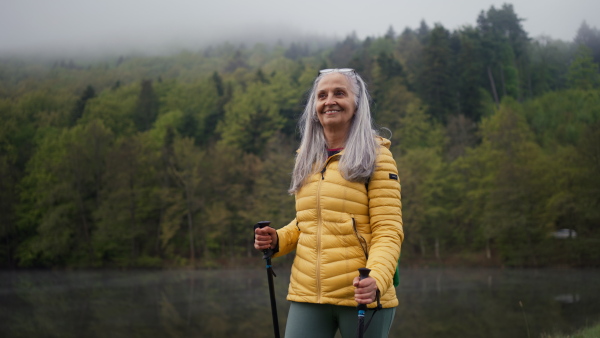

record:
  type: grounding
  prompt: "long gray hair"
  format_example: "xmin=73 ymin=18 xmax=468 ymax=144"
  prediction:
xmin=289 ymin=70 xmax=379 ymax=194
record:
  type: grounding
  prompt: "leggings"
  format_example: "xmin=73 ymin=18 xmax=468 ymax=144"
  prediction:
xmin=284 ymin=302 xmax=396 ymax=338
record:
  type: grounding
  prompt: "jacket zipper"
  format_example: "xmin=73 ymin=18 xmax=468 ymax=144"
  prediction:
xmin=316 ymin=172 xmax=323 ymax=303
xmin=317 ymin=153 xmax=339 ymax=303
xmin=320 ymin=154 xmax=337 ymax=179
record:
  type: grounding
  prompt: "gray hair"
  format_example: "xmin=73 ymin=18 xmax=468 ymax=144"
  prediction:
xmin=289 ymin=70 xmax=379 ymax=194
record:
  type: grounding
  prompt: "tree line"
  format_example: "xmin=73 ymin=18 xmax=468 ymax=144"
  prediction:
xmin=1 ymin=4 xmax=599 ymax=268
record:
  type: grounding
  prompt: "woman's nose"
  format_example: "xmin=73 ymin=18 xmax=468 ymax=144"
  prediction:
xmin=324 ymin=94 xmax=336 ymax=105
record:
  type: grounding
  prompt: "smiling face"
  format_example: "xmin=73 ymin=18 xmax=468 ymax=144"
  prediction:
xmin=315 ymin=72 xmax=357 ymax=138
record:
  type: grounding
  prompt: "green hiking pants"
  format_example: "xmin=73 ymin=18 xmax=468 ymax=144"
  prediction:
xmin=284 ymin=301 xmax=396 ymax=338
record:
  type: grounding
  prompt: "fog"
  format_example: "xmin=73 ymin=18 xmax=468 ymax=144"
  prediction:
xmin=1 ymin=0 xmax=599 ymax=58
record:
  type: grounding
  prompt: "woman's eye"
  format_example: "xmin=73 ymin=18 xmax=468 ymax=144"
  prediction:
xmin=335 ymin=91 xmax=344 ymax=96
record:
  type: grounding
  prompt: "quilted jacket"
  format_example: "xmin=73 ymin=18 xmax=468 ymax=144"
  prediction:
xmin=274 ymin=137 xmax=403 ymax=308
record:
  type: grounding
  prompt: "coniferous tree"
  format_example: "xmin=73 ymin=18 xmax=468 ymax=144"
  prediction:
xmin=455 ymin=27 xmax=487 ymax=121
xmin=417 ymin=20 xmax=430 ymax=43
xmin=133 ymin=79 xmax=159 ymax=132
xmin=397 ymin=28 xmax=424 ymax=92
xmin=419 ymin=24 xmax=455 ymax=122
xmin=377 ymin=52 xmax=404 ymax=80
xmin=528 ymin=37 xmax=571 ymax=94
xmin=567 ymin=45 xmax=600 ymax=90
xmin=384 ymin=25 xmax=396 ymax=40
xmin=575 ymin=21 xmax=600 ymax=64
xmin=224 ymin=49 xmax=249 ymax=73
xmin=330 ymin=32 xmax=360 ymax=67
xmin=477 ymin=4 xmax=529 ymax=101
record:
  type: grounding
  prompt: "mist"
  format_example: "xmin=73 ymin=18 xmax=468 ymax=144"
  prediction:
xmin=0 ymin=22 xmax=335 ymax=61
xmin=1 ymin=0 xmax=600 ymax=59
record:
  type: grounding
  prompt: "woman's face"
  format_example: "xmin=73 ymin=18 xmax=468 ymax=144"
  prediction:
xmin=315 ymin=73 xmax=356 ymax=134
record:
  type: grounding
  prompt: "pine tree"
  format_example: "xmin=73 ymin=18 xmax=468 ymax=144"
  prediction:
xmin=133 ymin=80 xmax=159 ymax=132
xmin=419 ymin=24 xmax=456 ymax=122
xmin=477 ymin=4 xmax=529 ymax=101
xmin=567 ymin=45 xmax=600 ymax=90
xmin=575 ymin=21 xmax=600 ymax=64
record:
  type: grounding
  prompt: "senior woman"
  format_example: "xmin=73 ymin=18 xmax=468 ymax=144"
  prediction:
xmin=254 ymin=68 xmax=403 ymax=338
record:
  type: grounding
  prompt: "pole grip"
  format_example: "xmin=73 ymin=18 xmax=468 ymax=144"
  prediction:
xmin=357 ymin=267 xmax=371 ymax=314
xmin=358 ymin=267 xmax=371 ymax=281
xmin=254 ymin=221 xmax=274 ymax=260
xmin=256 ymin=221 xmax=271 ymax=229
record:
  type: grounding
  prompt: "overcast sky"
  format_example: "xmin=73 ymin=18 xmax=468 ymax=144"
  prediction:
xmin=1 ymin=0 xmax=599 ymax=57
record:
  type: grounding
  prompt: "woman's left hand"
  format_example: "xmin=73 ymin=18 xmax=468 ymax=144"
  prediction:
xmin=353 ymin=276 xmax=378 ymax=304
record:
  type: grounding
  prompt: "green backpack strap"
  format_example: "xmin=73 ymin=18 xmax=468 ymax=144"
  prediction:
xmin=393 ymin=258 xmax=400 ymax=287
xmin=366 ymin=176 xmax=401 ymax=288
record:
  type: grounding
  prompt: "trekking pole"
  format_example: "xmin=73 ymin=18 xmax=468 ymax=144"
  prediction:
xmin=254 ymin=221 xmax=280 ymax=338
xmin=356 ymin=267 xmax=371 ymax=338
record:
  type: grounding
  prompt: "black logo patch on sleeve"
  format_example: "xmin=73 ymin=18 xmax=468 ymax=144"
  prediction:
xmin=389 ymin=173 xmax=398 ymax=180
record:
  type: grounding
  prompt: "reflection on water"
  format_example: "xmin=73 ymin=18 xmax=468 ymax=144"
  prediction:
xmin=553 ymin=294 xmax=580 ymax=304
xmin=0 ymin=268 xmax=599 ymax=337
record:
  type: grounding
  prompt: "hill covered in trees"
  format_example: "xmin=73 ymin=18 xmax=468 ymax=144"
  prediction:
xmin=1 ymin=4 xmax=599 ymax=268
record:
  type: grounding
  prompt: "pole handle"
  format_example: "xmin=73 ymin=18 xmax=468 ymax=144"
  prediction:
xmin=254 ymin=221 xmax=274 ymax=260
xmin=256 ymin=221 xmax=271 ymax=229
xmin=358 ymin=267 xmax=371 ymax=281
xmin=357 ymin=267 xmax=371 ymax=314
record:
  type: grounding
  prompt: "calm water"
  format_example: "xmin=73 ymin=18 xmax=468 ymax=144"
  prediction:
xmin=0 ymin=268 xmax=598 ymax=338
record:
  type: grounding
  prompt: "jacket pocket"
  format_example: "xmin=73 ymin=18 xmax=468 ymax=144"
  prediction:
xmin=352 ymin=216 xmax=369 ymax=260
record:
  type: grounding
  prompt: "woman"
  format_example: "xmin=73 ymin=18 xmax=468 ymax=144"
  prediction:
xmin=255 ymin=68 xmax=403 ymax=338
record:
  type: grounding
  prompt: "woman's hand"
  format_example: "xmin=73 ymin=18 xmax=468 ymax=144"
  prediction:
xmin=254 ymin=226 xmax=278 ymax=250
xmin=353 ymin=276 xmax=378 ymax=304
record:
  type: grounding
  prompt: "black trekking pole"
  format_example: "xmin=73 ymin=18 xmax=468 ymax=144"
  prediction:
xmin=254 ymin=221 xmax=281 ymax=338
xmin=356 ymin=267 xmax=371 ymax=338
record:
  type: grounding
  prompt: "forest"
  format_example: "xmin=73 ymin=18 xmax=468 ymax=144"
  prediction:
xmin=0 ymin=4 xmax=599 ymax=269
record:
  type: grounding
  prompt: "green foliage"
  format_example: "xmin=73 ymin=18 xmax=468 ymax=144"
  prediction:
xmin=82 ymin=83 xmax=138 ymax=135
xmin=397 ymin=147 xmax=448 ymax=258
xmin=567 ymin=45 xmax=600 ymax=90
xmin=0 ymin=98 xmax=20 ymax=266
xmin=477 ymin=99 xmax=550 ymax=265
xmin=523 ymin=89 xmax=600 ymax=147
xmin=419 ymin=24 xmax=456 ymax=122
xmin=217 ymin=71 xmax=300 ymax=155
xmin=134 ymin=79 xmax=160 ymax=131
xmin=17 ymin=120 xmax=113 ymax=267
xmin=160 ymin=77 xmax=222 ymax=144
xmin=477 ymin=4 xmax=529 ymax=101
xmin=391 ymin=98 xmax=445 ymax=156
xmin=528 ymin=37 xmax=572 ymax=95
xmin=1 ymin=5 xmax=599 ymax=268
xmin=93 ymin=133 xmax=159 ymax=266
xmin=70 ymin=85 xmax=96 ymax=126
xmin=575 ymin=21 xmax=600 ymax=64
xmin=454 ymin=27 xmax=487 ymax=121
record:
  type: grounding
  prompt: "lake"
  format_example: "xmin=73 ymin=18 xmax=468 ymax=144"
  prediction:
xmin=0 ymin=267 xmax=598 ymax=337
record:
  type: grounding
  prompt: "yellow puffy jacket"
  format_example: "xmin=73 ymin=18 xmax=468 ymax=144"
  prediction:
xmin=275 ymin=137 xmax=403 ymax=308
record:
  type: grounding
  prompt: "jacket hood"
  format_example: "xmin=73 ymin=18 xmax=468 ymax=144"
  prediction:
xmin=376 ymin=136 xmax=391 ymax=149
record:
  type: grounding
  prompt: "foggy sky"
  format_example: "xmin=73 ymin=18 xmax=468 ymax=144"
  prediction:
xmin=1 ymin=0 xmax=599 ymax=57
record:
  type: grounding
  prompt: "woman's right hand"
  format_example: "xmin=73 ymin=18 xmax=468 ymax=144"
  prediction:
xmin=254 ymin=226 xmax=278 ymax=251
